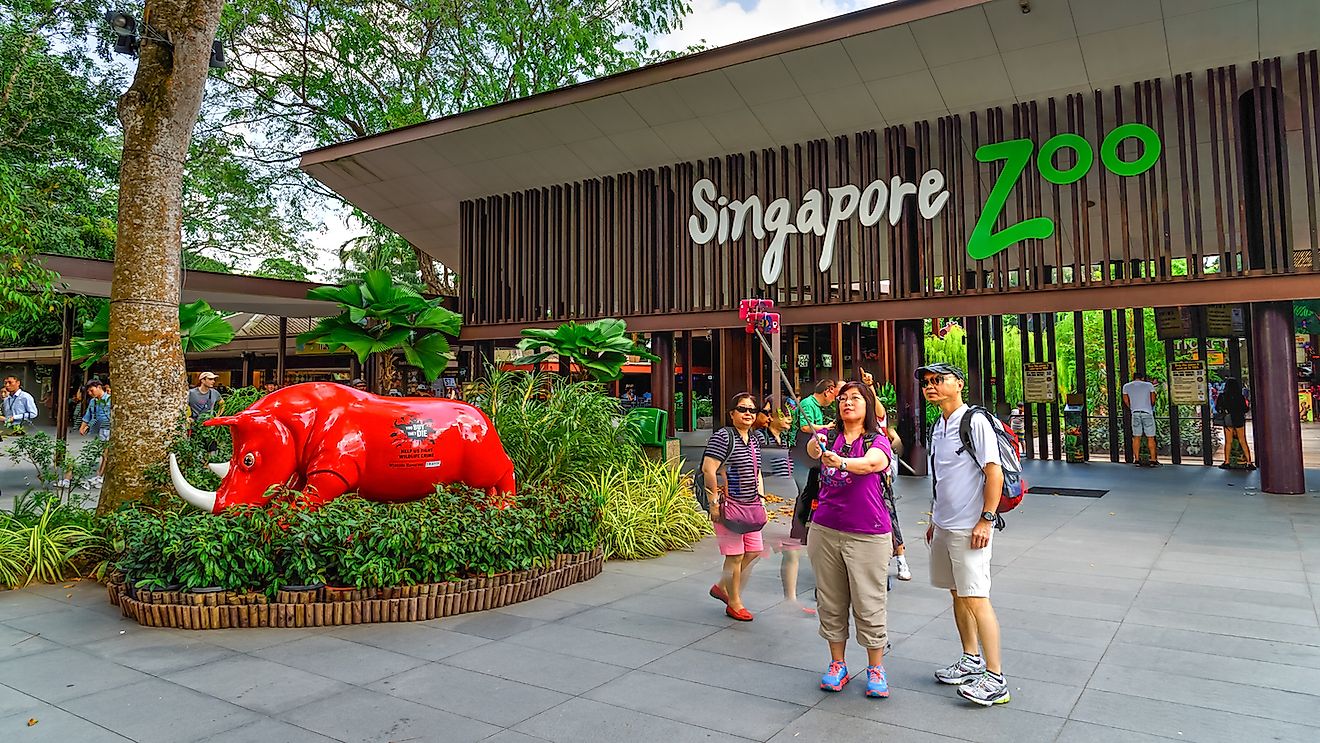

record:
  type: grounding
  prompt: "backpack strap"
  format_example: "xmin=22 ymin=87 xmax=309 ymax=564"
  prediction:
xmin=957 ymin=406 xmax=989 ymax=467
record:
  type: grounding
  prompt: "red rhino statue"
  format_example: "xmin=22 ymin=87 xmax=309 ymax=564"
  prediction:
xmin=168 ymin=382 xmax=516 ymax=512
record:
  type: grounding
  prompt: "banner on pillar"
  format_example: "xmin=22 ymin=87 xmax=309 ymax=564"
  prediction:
xmin=1023 ymin=362 xmax=1056 ymax=403
xmin=1168 ymin=361 xmax=1208 ymax=405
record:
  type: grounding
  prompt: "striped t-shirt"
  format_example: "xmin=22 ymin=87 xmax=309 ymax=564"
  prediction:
xmin=753 ymin=428 xmax=793 ymax=479
xmin=702 ymin=427 xmax=761 ymax=504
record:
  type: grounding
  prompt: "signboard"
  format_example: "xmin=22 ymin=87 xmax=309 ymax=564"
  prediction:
xmin=1155 ymin=307 xmax=1196 ymax=340
xmin=1204 ymin=305 xmax=1245 ymax=337
xmin=797 ymin=354 xmax=810 ymax=368
xmin=1023 ymin=362 xmax=1056 ymax=403
xmin=1206 ymin=351 xmax=1226 ymax=366
xmin=296 ymin=340 xmax=335 ymax=355
xmin=821 ymin=354 xmax=833 ymax=369
xmin=1169 ymin=361 xmax=1208 ymax=405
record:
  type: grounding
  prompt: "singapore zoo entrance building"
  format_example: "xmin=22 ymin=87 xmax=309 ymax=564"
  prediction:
xmin=302 ymin=0 xmax=1320 ymax=495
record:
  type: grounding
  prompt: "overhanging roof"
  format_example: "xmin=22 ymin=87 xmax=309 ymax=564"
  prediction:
xmin=41 ymin=255 xmax=337 ymax=316
xmin=301 ymin=0 xmax=1320 ymax=269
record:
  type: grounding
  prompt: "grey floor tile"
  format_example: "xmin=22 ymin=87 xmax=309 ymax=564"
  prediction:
xmin=1129 ymin=593 xmax=1319 ymax=627
xmin=1145 ymin=569 xmax=1312 ymax=596
xmin=766 ymin=709 xmax=964 ymax=743
xmin=988 ymin=590 xmax=1129 ymax=622
xmin=606 ymin=592 xmax=739 ymax=627
xmin=480 ymin=731 xmax=552 ymax=743
xmin=0 ymin=647 xmax=149 ymax=703
xmin=3 ymin=607 xmax=140 ymax=647
xmin=194 ymin=717 xmax=339 ymax=743
xmin=442 ymin=640 xmax=630 ymax=695
xmin=603 ymin=558 xmax=708 ymax=582
xmin=280 ymin=687 xmax=498 ymax=743
xmin=889 ymin=634 xmax=1097 ymax=688
xmin=164 ymin=654 xmax=352 ymax=716
xmin=815 ymin=683 xmax=1065 ymax=742
xmin=992 ymin=565 xmax=1147 ymax=593
xmin=0 ymin=591 xmax=67 ymax=621
xmin=258 ymin=634 xmax=428 ymax=685
xmin=585 ymin=669 xmax=806 ymax=740
xmin=1122 ymin=607 xmax=1320 ymax=646
xmin=0 ymin=625 xmax=59 ymax=663
xmin=1098 ymin=642 xmax=1320 ymax=696
xmin=0 ymin=704 xmax=131 ymax=742
xmin=561 ymin=606 xmax=723 ymax=645
xmin=199 ymin=627 xmax=313 ymax=653
xmin=21 ymin=579 xmax=113 ymax=609
xmin=1112 ymin=622 xmax=1320 ymax=667
xmin=1054 ymin=720 xmax=1181 ymax=743
xmin=489 ymin=596 xmax=589 ymax=621
xmin=515 ymin=696 xmax=755 ymax=742
xmin=503 ymin=622 xmax=679 ymax=668
xmin=641 ymin=647 xmax=825 ymax=706
xmin=879 ymin=654 xmax=1083 ymax=718
xmin=1070 ymin=689 xmax=1320 ymax=743
xmin=78 ymin=630 xmax=237 ymax=675
xmin=58 ymin=678 xmax=260 ymax=743
xmin=444 ymin=610 xmax=547 ymax=640
xmin=368 ymin=662 xmax=570 ymax=727
xmin=0 ymin=682 xmax=46 ymax=718
xmin=325 ymin=621 xmax=487 ymax=661
xmin=689 ymin=622 xmax=847 ymax=673
xmin=911 ymin=616 xmax=1111 ymax=663
xmin=1139 ymin=578 xmax=1316 ymax=610
xmin=1088 ymin=663 xmax=1320 ymax=728
xmin=541 ymin=572 xmax=667 ymax=606
xmin=988 ymin=577 xmax=1138 ymax=607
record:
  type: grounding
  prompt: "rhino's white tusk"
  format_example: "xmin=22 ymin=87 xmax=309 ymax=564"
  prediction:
xmin=208 ymin=461 xmax=231 ymax=479
xmin=170 ymin=453 xmax=217 ymax=512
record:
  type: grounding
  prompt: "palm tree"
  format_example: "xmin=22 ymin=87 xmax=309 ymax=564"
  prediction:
xmin=513 ymin=318 xmax=659 ymax=383
xmin=72 ymin=299 xmax=236 ymax=369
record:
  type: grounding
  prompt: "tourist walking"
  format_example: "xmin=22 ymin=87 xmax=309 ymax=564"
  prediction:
xmin=1122 ymin=372 xmax=1160 ymax=466
xmin=702 ymin=392 xmax=767 ymax=622
xmin=861 ymin=369 xmax=911 ymax=582
xmin=2 ymin=375 xmax=38 ymax=433
xmin=188 ymin=372 xmax=224 ymax=420
xmin=78 ymin=379 xmax=112 ymax=487
xmin=806 ymin=380 xmax=895 ymax=698
xmin=1216 ymin=377 xmax=1254 ymax=470
xmin=921 ymin=361 xmax=1010 ymax=707
xmin=755 ymin=407 xmax=814 ymax=615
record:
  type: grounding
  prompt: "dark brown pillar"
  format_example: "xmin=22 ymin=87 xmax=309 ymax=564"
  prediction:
xmin=715 ymin=328 xmax=753 ymax=424
xmin=55 ymin=303 xmax=74 ymax=445
xmin=829 ymin=323 xmax=844 ymax=383
xmin=682 ymin=331 xmax=694 ymax=431
xmin=240 ymin=353 xmax=252 ymax=388
xmin=848 ymin=323 xmax=863 ymax=383
xmin=894 ymin=319 xmax=926 ymax=476
xmin=650 ymin=332 xmax=676 ymax=437
xmin=276 ymin=317 xmax=288 ymax=385
xmin=1249 ymin=301 xmax=1304 ymax=494
xmin=965 ymin=316 xmax=984 ymax=406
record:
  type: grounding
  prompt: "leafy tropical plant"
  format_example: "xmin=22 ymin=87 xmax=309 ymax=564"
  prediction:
xmin=0 ymin=493 xmax=104 ymax=588
xmin=467 ymin=368 xmax=641 ymax=489
xmin=589 ymin=458 xmax=711 ymax=560
xmin=70 ymin=299 xmax=236 ymax=369
xmin=514 ymin=318 xmax=659 ymax=382
xmin=7 ymin=430 xmax=106 ymax=502
xmin=298 ymin=269 xmax=462 ymax=385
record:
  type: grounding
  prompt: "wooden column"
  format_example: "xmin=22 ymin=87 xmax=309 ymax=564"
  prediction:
xmin=1250 ymin=301 xmax=1305 ymax=493
xmin=894 ymin=319 xmax=926 ymax=476
xmin=829 ymin=323 xmax=844 ymax=383
xmin=240 ymin=353 xmax=252 ymax=388
xmin=965 ymin=316 xmax=984 ymax=406
xmin=848 ymin=323 xmax=863 ymax=384
xmin=276 ymin=317 xmax=288 ymax=385
xmin=682 ymin=331 xmax=694 ymax=431
xmin=650 ymin=332 xmax=676 ymax=437
xmin=55 ymin=302 xmax=74 ymax=446
xmin=1073 ymin=311 xmax=1090 ymax=461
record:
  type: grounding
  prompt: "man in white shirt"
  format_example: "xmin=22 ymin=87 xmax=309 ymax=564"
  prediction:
xmin=3 ymin=375 xmax=38 ymax=433
xmin=1121 ymin=372 xmax=1159 ymax=466
xmin=920 ymin=361 xmax=1010 ymax=707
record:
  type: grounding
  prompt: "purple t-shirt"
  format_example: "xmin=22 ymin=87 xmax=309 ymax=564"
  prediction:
xmin=811 ymin=431 xmax=894 ymax=535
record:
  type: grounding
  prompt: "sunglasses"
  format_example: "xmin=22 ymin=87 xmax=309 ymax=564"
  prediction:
xmin=921 ymin=375 xmax=946 ymax=388
xmin=733 ymin=405 xmax=758 ymax=414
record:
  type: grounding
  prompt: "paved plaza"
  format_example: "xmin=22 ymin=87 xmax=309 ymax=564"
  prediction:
xmin=2 ymin=458 xmax=1320 ymax=742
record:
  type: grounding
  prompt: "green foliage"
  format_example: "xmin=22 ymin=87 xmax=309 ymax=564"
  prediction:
xmin=467 ymin=368 xmax=641 ymax=489
xmin=298 ymin=270 xmax=462 ymax=381
xmin=71 ymin=300 xmax=237 ymax=369
xmin=0 ymin=492 xmax=103 ymax=588
xmin=515 ymin=318 xmax=660 ymax=382
xmin=144 ymin=387 xmax=266 ymax=496
xmin=587 ymin=458 xmax=712 ymax=560
xmin=100 ymin=483 xmax=603 ymax=593
xmin=6 ymin=430 xmax=105 ymax=497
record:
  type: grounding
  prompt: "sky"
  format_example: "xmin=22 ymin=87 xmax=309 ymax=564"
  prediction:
xmin=310 ymin=0 xmax=892 ymax=279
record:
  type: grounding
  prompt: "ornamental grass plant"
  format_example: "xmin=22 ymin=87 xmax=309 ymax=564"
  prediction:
xmin=0 ymin=491 xmax=103 ymax=588
xmin=590 ymin=457 xmax=712 ymax=560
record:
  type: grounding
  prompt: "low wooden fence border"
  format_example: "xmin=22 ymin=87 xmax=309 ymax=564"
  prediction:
xmin=105 ymin=549 xmax=604 ymax=630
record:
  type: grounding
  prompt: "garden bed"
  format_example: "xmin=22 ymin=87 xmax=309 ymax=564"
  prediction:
xmin=105 ymin=548 xmax=603 ymax=629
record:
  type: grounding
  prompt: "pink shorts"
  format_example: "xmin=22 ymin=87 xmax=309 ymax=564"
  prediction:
xmin=714 ymin=523 xmax=764 ymax=556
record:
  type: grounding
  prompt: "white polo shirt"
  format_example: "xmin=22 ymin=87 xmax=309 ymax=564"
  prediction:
xmin=1121 ymin=379 xmax=1155 ymax=413
xmin=930 ymin=404 xmax=1001 ymax=531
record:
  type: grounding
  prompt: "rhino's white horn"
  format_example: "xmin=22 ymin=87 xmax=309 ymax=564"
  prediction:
xmin=170 ymin=453 xmax=217 ymax=512
xmin=208 ymin=461 xmax=231 ymax=479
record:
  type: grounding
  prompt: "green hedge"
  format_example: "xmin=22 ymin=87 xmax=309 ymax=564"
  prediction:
xmin=100 ymin=483 xmax=602 ymax=595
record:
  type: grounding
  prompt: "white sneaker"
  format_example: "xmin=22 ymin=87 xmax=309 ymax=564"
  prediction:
xmin=90 ymin=476 xmax=104 ymax=487
xmin=55 ymin=478 xmax=71 ymax=488
xmin=896 ymin=555 xmax=912 ymax=581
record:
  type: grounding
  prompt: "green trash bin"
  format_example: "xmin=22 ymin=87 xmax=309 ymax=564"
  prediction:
xmin=627 ymin=407 xmax=668 ymax=447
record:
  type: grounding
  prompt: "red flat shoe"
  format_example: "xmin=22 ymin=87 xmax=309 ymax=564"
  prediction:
xmin=709 ymin=583 xmax=729 ymax=604
xmin=726 ymin=606 xmax=754 ymax=622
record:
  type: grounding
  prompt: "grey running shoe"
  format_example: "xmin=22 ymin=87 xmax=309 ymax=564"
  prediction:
xmin=934 ymin=654 xmax=986 ymax=685
xmin=957 ymin=671 xmax=1011 ymax=706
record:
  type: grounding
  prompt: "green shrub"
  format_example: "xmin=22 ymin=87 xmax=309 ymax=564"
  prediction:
xmin=99 ymin=483 xmax=602 ymax=595
xmin=591 ymin=458 xmax=712 ymax=560
xmin=0 ymin=493 xmax=103 ymax=588
xmin=467 ymin=368 xmax=640 ymax=489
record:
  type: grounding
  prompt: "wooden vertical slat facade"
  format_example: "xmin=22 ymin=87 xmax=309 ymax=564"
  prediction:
xmin=461 ymin=54 xmax=1320 ymax=330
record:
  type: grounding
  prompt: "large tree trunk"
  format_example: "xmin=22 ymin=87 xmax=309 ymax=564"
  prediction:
xmin=99 ymin=0 xmax=225 ymax=513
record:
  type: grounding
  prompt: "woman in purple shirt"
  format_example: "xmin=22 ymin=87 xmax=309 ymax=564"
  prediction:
xmin=806 ymin=380 xmax=895 ymax=700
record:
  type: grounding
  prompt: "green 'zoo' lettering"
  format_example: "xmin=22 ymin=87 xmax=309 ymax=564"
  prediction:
xmin=967 ymin=123 xmax=1161 ymax=261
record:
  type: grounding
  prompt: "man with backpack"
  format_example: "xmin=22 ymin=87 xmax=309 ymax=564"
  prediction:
xmin=920 ymin=362 xmax=1011 ymax=707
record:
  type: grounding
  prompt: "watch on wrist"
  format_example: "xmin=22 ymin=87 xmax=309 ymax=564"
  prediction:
xmin=981 ymin=511 xmax=996 ymax=522
xmin=840 ymin=459 xmax=848 ymax=473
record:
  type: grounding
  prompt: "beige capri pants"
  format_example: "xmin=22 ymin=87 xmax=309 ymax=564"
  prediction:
xmin=806 ymin=522 xmax=892 ymax=649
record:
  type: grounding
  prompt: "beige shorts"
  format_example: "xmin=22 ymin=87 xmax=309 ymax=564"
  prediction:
xmin=929 ymin=526 xmax=992 ymax=598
